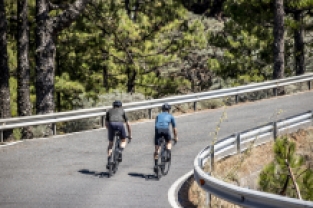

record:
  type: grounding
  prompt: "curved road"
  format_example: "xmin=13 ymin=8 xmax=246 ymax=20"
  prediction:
xmin=1 ymin=91 xmax=313 ymax=208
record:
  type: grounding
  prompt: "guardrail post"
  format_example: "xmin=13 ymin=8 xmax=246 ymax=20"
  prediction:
xmin=210 ymin=145 xmax=215 ymax=172
xmin=0 ymin=131 xmax=3 ymax=143
xmin=235 ymin=95 xmax=239 ymax=104
xmin=206 ymin=191 xmax=211 ymax=206
xmin=148 ymin=109 xmax=152 ymax=119
xmin=273 ymin=122 xmax=278 ymax=140
xmin=52 ymin=123 xmax=56 ymax=135
xmin=274 ymin=88 xmax=277 ymax=96
xmin=236 ymin=133 xmax=241 ymax=154
xmin=101 ymin=116 xmax=106 ymax=127
xmin=308 ymin=81 xmax=311 ymax=90
xmin=193 ymin=102 xmax=197 ymax=111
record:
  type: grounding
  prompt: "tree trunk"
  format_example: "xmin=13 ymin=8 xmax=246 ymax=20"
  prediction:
xmin=36 ymin=0 xmax=55 ymax=116
xmin=125 ymin=0 xmax=140 ymax=22
xmin=103 ymin=51 xmax=109 ymax=91
xmin=210 ymin=0 xmax=225 ymax=21
xmin=0 ymin=0 xmax=13 ymax=142
xmin=35 ymin=0 xmax=92 ymax=115
xmin=35 ymin=0 xmax=90 ymax=135
xmin=18 ymin=0 xmax=33 ymax=139
xmin=55 ymin=36 xmax=61 ymax=112
xmin=294 ymin=12 xmax=305 ymax=75
xmin=127 ymin=67 xmax=136 ymax=94
xmin=273 ymin=0 xmax=285 ymax=95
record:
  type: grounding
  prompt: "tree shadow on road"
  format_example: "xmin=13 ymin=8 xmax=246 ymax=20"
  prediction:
xmin=78 ymin=169 xmax=109 ymax=178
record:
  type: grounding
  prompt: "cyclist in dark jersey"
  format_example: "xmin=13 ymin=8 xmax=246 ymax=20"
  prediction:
xmin=105 ymin=100 xmax=132 ymax=168
xmin=154 ymin=103 xmax=178 ymax=171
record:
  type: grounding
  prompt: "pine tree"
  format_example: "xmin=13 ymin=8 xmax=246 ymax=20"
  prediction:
xmin=273 ymin=0 xmax=285 ymax=95
xmin=55 ymin=0 xmax=194 ymax=102
xmin=285 ymin=1 xmax=313 ymax=75
xmin=35 ymin=0 xmax=91 ymax=117
xmin=0 ymin=0 xmax=13 ymax=141
xmin=259 ymin=136 xmax=313 ymax=200
xmin=206 ymin=0 xmax=274 ymax=85
xmin=17 ymin=0 xmax=33 ymax=139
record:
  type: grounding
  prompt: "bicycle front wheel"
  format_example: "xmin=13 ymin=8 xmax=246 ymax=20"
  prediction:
xmin=160 ymin=149 xmax=171 ymax=175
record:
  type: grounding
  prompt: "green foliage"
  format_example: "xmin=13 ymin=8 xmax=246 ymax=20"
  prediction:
xmin=207 ymin=0 xmax=274 ymax=84
xmin=207 ymin=0 xmax=313 ymax=84
xmin=4 ymin=0 xmax=313 ymax=116
xmin=56 ymin=0 xmax=193 ymax=101
xmin=31 ymin=125 xmax=49 ymax=138
xmin=259 ymin=136 xmax=313 ymax=200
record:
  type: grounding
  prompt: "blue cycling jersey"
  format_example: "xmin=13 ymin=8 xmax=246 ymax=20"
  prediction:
xmin=155 ymin=112 xmax=176 ymax=129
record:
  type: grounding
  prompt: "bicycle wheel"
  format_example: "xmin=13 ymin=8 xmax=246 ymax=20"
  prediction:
xmin=160 ymin=148 xmax=171 ymax=175
xmin=108 ymin=153 xmax=114 ymax=177
xmin=113 ymin=149 xmax=120 ymax=173
xmin=112 ymin=136 xmax=120 ymax=173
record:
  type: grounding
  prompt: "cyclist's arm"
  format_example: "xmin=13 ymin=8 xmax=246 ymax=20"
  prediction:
xmin=105 ymin=111 xmax=110 ymax=129
xmin=126 ymin=121 xmax=132 ymax=138
xmin=171 ymin=115 xmax=178 ymax=141
xmin=173 ymin=127 xmax=178 ymax=141
xmin=123 ymin=111 xmax=132 ymax=138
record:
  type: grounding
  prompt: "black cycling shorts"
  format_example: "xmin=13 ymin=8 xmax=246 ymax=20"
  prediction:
xmin=154 ymin=128 xmax=171 ymax=146
xmin=108 ymin=122 xmax=126 ymax=141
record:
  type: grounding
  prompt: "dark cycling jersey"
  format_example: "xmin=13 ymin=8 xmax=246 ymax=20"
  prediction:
xmin=155 ymin=112 xmax=176 ymax=129
xmin=105 ymin=108 xmax=128 ymax=122
xmin=106 ymin=108 xmax=128 ymax=140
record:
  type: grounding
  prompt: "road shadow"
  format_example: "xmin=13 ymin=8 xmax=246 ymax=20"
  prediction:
xmin=128 ymin=172 xmax=160 ymax=181
xmin=78 ymin=169 xmax=110 ymax=178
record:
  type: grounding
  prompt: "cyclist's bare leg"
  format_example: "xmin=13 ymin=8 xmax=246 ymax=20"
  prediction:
xmin=107 ymin=141 xmax=113 ymax=157
xmin=120 ymin=138 xmax=127 ymax=149
xmin=154 ymin=145 xmax=160 ymax=166
xmin=166 ymin=141 xmax=172 ymax=150
xmin=106 ymin=141 xmax=114 ymax=168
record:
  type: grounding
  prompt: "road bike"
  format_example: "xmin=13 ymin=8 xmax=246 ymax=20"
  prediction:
xmin=107 ymin=131 xmax=130 ymax=177
xmin=154 ymin=137 xmax=176 ymax=179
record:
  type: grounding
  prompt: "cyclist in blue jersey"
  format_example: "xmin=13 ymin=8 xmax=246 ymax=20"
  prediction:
xmin=154 ymin=103 xmax=178 ymax=171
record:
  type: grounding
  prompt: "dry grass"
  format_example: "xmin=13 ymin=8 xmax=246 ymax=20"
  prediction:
xmin=187 ymin=127 xmax=313 ymax=208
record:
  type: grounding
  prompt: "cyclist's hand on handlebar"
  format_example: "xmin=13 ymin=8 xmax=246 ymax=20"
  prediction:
xmin=173 ymin=136 xmax=178 ymax=145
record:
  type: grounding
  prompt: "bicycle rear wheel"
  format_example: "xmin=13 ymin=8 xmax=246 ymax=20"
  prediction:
xmin=112 ymin=148 xmax=120 ymax=173
xmin=108 ymin=134 xmax=120 ymax=177
xmin=160 ymin=149 xmax=171 ymax=175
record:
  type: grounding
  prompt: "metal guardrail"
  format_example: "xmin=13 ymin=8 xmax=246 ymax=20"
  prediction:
xmin=0 ymin=73 xmax=313 ymax=143
xmin=194 ymin=111 xmax=313 ymax=208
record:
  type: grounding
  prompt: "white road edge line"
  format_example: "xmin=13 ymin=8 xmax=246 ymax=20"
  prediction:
xmin=0 ymin=140 xmax=23 ymax=148
xmin=168 ymin=169 xmax=194 ymax=208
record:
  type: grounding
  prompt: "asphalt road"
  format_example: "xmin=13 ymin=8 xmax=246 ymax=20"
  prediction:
xmin=1 ymin=91 xmax=313 ymax=208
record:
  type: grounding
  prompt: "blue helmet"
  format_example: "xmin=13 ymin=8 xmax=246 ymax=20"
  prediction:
xmin=113 ymin=100 xmax=122 ymax=107
xmin=162 ymin=103 xmax=171 ymax=111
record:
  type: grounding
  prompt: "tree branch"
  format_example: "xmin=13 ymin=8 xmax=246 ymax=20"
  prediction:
xmin=285 ymin=159 xmax=302 ymax=200
xmin=49 ymin=1 xmax=70 ymax=10
xmin=52 ymin=0 xmax=91 ymax=34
